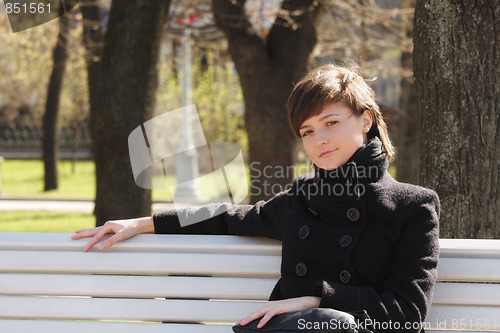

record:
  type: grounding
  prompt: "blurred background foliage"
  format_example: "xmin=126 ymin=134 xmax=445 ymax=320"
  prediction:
xmin=0 ymin=0 xmax=411 ymax=164
xmin=0 ymin=0 xmax=412 ymax=231
xmin=2 ymin=0 xmax=495 ymax=237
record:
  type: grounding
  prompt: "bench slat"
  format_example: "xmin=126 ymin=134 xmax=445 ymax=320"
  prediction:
xmin=4 ymin=251 xmax=500 ymax=281
xmin=427 ymin=305 xmax=500 ymax=330
xmin=0 ymin=250 xmax=281 ymax=277
xmin=5 ymin=234 xmax=499 ymax=256
xmin=437 ymin=258 xmax=500 ymax=282
xmin=3 ymin=233 xmax=500 ymax=258
xmin=0 ymin=295 xmax=263 ymax=323
xmin=5 ymin=297 xmax=499 ymax=331
xmin=0 ymin=233 xmax=282 ymax=254
xmin=4 ymin=275 xmax=500 ymax=306
xmin=0 ymin=320 xmax=229 ymax=333
xmin=433 ymin=282 xmax=500 ymax=306
xmin=0 ymin=273 xmax=276 ymax=300
xmin=0 ymin=321 xmax=490 ymax=333
xmin=439 ymin=239 xmax=500 ymax=259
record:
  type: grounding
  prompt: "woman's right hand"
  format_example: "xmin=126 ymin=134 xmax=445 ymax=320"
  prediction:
xmin=71 ymin=216 xmax=154 ymax=252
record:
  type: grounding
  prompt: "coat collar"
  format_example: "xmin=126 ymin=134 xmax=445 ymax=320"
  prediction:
xmin=307 ymin=137 xmax=388 ymax=202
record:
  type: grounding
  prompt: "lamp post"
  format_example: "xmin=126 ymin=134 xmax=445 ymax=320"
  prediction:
xmin=173 ymin=14 xmax=202 ymax=203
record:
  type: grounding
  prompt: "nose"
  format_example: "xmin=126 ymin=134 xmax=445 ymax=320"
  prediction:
xmin=316 ymin=130 xmax=328 ymax=145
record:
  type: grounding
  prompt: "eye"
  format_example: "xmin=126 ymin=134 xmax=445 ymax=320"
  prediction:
xmin=300 ymin=130 xmax=312 ymax=138
xmin=326 ymin=121 xmax=338 ymax=126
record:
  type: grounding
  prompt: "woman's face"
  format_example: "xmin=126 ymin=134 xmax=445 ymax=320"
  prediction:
xmin=299 ymin=102 xmax=373 ymax=170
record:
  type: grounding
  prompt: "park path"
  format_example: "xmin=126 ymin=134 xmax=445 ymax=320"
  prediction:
xmin=0 ymin=198 xmax=176 ymax=213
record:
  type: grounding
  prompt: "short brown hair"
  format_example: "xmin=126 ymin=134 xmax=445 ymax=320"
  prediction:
xmin=287 ymin=63 xmax=395 ymax=162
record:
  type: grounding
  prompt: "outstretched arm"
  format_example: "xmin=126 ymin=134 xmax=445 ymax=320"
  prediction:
xmin=72 ymin=187 xmax=291 ymax=251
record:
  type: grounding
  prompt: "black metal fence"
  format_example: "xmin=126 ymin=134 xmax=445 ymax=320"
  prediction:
xmin=0 ymin=124 xmax=92 ymax=159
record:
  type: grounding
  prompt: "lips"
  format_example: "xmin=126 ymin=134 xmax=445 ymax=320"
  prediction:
xmin=320 ymin=149 xmax=337 ymax=158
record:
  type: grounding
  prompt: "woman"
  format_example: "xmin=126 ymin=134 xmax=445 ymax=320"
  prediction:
xmin=73 ymin=64 xmax=440 ymax=332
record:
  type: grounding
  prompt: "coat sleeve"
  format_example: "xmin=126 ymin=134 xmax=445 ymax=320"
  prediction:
xmin=152 ymin=190 xmax=291 ymax=240
xmin=314 ymin=190 xmax=440 ymax=332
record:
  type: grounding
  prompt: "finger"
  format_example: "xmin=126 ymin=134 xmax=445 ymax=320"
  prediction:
xmin=98 ymin=231 xmax=126 ymax=250
xmin=72 ymin=230 xmax=86 ymax=239
xmin=72 ymin=232 xmax=90 ymax=240
xmin=71 ymin=227 xmax=100 ymax=240
xmin=83 ymin=227 xmax=111 ymax=252
xmin=257 ymin=311 xmax=278 ymax=329
xmin=239 ymin=307 xmax=268 ymax=326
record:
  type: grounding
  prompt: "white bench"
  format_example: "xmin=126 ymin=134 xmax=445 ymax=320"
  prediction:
xmin=0 ymin=233 xmax=499 ymax=332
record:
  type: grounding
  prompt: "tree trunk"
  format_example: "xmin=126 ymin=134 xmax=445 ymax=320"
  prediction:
xmin=92 ymin=1 xmax=170 ymax=226
xmin=414 ymin=1 xmax=500 ymax=238
xmin=80 ymin=0 xmax=103 ymax=130
xmin=395 ymin=0 xmax=419 ymax=185
xmin=80 ymin=0 xmax=103 ymax=212
xmin=43 ymin=12 xmax=71 ymax=191
xmin=212 ymin=0 xmax=320 ymax=203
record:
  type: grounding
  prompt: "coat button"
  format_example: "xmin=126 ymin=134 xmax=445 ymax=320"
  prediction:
xmin=346 ymin=208 xmax=360 ymax=221
xmin=308 ymin=207 xmax=319 ymax=217
xmin=340 ymin=270 xmax=352 ymax=284
xmin=339 ymin=235 xmax=353 ymax=248
xmin=296 ymin=263 xmax=308 ymax=277
xmin=298 ymin=225 xmax=311 ymax=239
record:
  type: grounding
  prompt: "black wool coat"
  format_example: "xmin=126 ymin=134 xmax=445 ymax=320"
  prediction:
xmin=153 ymin=138 xmax=440 ymax=333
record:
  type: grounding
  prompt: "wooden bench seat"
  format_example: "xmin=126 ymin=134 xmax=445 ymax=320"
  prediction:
xmin=0 ymin=233 xmax=499 ymax=332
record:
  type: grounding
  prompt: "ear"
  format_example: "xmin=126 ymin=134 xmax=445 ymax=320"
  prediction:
xmin=362 ymin=110 xmax=373 ymax=133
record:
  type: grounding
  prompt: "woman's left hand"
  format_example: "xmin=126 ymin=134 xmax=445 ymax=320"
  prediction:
xmin=238 ymin=296 xmax=321 ymax=329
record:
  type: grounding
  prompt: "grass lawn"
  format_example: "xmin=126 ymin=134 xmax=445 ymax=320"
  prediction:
xmin=0 ymin=159 xmax=174 ymax=201
xmin=0 ymin=211 xmax=95 ymax=232
xmin=1 ymin=159 xmax=96 ymax=200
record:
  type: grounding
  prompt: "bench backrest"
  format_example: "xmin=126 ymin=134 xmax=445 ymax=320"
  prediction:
xmin=0 ymin=233 xmax=499 ymax=332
